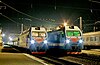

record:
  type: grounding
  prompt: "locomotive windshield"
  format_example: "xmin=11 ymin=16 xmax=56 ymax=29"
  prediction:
xmin=32 ymin=31 xmax=46 ymax=37
xmin=66 ymin=31 xmax=81 ymax=36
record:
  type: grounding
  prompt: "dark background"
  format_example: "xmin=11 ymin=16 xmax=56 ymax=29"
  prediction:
xmin=0 ymin=0 xmax=100 ymax=35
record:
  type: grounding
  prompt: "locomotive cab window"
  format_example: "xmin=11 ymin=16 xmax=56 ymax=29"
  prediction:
xmin=32 ymin=32 xmax=38 ymax=37
xmin=66 ymin=31 xmax=81 ymax=36
xmin=32 ymin=31 xmax=46 ymax=37
xmin=39 ymin=32 xmax=46 ymax=37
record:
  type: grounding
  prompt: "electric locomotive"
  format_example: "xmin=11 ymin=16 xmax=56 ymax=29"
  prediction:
xmin=47 ymin=25 xmax=83 ymax=54
xmin=12 ymin=26 xmax=48 ymax=54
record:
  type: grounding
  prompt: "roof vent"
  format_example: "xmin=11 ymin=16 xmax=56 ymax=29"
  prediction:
xmin=69 ymin=26 xmax=74 ymax=29
xmin=35 ymin=27 xmax=40 ymax=30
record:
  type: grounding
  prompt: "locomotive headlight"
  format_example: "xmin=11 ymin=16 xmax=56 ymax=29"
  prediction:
xmin=31 ymin=40 xmax=35 ymax=44
xmin=79 ymin=39 xmax=83 ymax=43
xmin=44 ymin=40 xmax=47 ymax=44
xmin=66 ymin=39 xmax=70 ymax=43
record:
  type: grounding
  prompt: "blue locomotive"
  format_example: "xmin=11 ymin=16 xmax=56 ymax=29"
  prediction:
xmin=47 ymin=25 xmax=83 ymax=54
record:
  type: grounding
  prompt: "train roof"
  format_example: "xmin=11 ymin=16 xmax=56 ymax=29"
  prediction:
xmin=65 ymin=26 xmax=81 ymax=31
xmin=56 ymin=25 xmax=81 ymax=30
xmin=20 ymin=26 xmax=47 ymax=35
xmin=83 ymin=31 xmax=100 ymax=36
xmin=31 ymin=27 xmax=46 ymax=32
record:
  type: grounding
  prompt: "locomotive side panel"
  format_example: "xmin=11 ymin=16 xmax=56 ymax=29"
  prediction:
xmin=19 ymin=31 xmax=29 ymax=48
xmin=47 ymin=25 xmax=83 ymax=54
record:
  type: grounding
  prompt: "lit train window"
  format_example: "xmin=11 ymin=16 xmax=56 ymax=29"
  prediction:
xmin=90 ymin=36 xmax=96 ymax=41
xmin=96 ymin=37 xmax=99 ymax=42
xmin=94 ymin=37 xmax=96 ymax=41
xmin=99 ymin=37 xmax=100 ymax=42
xmin=39 ymin=32 xmax=46 ymax=37
xmin=83 ymin=38 xmax=85 ymax=41
xmin=90 ymin=37 xmax=94 ymax=41
xmin=86 ymin=37 xmax=89 ymax=41
xmin=66 ymin=31 xmax=81 ymax=36
xmin=32 ymin=31 xmax=46 ymax=37
xmin=32 ymin=32 xmax=38 ymax=36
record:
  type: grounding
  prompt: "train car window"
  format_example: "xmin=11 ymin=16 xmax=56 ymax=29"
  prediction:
xmin=96 ymin=37 xmax=99 ymax=42
xmin=90 ymin=37 xmax=96 ymax=41
xmin=94 ymin=37 xmax=96 ymax=41
xmin=86 ymin=37 xmax=89 ymax=41
xmin=99 ymin=37 xmax=100 ymax=42
xmin=83 ymin=37 xmax=86 ymax=42
xmin=90 ymin=37 xmax=93 ymax=41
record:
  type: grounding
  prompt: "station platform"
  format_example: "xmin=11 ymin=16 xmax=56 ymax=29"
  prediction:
xmin=0 ymin=53 xmax=47 ymax=65
xmin=0 ymin=46 xmax=3 ymax=52
xmin=82 ymin=50 xmax=100 ymax=56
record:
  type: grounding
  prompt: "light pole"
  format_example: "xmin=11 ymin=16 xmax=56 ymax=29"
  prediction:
xmin=74 ymin=17 xmax=83 ymax=31
xmin=80 ymin=17 xmax=82 ymax=31
xmin=21 ymin=24 xmax=23 ymax=34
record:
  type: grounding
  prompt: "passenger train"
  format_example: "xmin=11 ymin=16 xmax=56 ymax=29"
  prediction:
xmin=47 ymin=25 xmax=83 ymax=54
xmin=83 ymin=31 xmax=100 ymax=49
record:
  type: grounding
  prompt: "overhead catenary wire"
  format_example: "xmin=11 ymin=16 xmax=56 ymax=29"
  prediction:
xmin=0 ymin=13 xmax=29 ymax=28
xmin=0 ymin=1 xmax=54 ymax=23
xmin=0 ymin=13 xmax=20 ymax=25
xmin=0 ymin=0 xmax=59 ymax=30
xmin=0 ymin=13 xmax=32 ymax=33
xmin=89 ymin=0 xmax=100 ymax=4
xmin=1 ymin=0 xmax=94 ymax=26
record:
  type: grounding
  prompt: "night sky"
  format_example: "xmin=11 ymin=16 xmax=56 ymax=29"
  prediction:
xmin=0 ymin=0 xmax=100 ymax=35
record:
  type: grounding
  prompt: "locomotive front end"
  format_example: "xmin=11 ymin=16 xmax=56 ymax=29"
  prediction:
xmin=29 ymin=27 xmax=48 ymax=54
xmin=64 ymin=26 xmax=83 ymax=54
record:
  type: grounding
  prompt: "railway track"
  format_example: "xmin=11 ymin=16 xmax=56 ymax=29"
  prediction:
xmin=34 ymin=55 xmax=82 ymax=65
xmin=59 ymin=53 xmax=100 ymax=65
xmin=7 ymin=45 xmax=100 ymax=65
xmin=74 ymin=53 xmax=100 ymax=62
